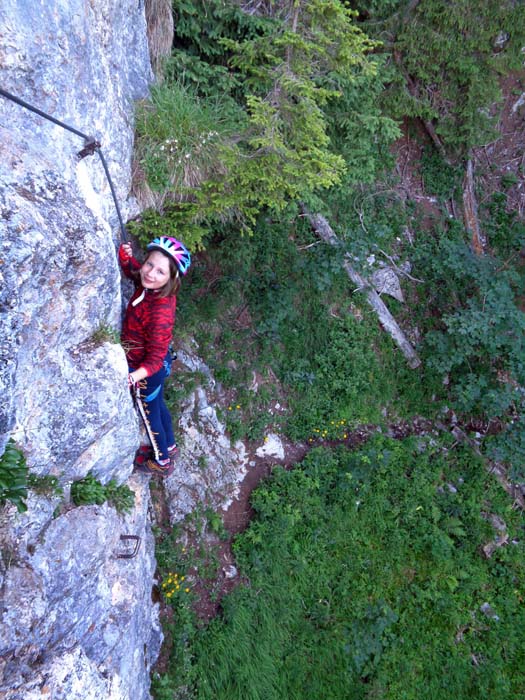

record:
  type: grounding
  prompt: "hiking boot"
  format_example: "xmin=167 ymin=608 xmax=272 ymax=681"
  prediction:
xmin=141 ymin=457 xmax=175 ymax=477
xmin=133 ymin=445 xmax=176 ymax=476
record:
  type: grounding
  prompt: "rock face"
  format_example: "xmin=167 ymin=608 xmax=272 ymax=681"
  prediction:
xmin=165 ymin=348 xmax=249 ymax=523
xmin=0 ymin=1 xmax=159 ymax=698
xmin=0 ymin=478 xmax=161 ymax=700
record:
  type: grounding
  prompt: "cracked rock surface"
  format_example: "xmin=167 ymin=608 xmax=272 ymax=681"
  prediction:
xmin=0 ymin=2 xmax=159 ymax=698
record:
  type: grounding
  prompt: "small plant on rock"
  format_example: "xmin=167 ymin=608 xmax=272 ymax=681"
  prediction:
xmin=0 ymin=440 xmax=29 ymax=513
xmin=71 ymin=473 xmax=135 ymax=514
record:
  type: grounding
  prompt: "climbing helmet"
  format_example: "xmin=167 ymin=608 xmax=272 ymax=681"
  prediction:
xmin=147 ymin=236 xmax=191 ymax=275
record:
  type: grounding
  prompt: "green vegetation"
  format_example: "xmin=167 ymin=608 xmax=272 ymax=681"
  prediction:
xmin=70 ymin=473 xmax=135 ymax=514
xmin=365 ymin=0 xmax=525 ymax=156
xmin=406 ymin=224 xmax=525 ymax=483
xmin=173 ymin=207 xmax=433 ymax=444
xmin=0 ymin=439 xmax=28 ymax=513
xmin=139 ymin=2 xmax=525 ymax=698
xmin=27 ymin=474 xmax=64 ymax=497
xmin=132 ymin=0 xmax=397 ymax=246
xmin=151 ymin=505 xmax=233 ymax=700
xmin=155 ymin=438 xmax=525 ymax=698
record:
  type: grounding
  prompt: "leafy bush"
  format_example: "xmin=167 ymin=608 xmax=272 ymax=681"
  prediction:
xmin=485 ymin=415 xmax=525 ymax=483
xmin=0 ymin=440 xmax=28 ymax=513
xmin=483 ymin=191 xmax=525 ymax=259
xmin=420 ymin=146 xmax=462 ymax=201
xmin=285 ymin=312 xmax=390 ymax=438
xmin=414 ymin=233 xmax=525 ymax=418
xmin=71 ymin=474 xmax=135 ymax=514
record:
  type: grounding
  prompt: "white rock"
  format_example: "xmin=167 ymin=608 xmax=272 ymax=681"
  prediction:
xmin=255 ymin=433 xmax=285 ymax=460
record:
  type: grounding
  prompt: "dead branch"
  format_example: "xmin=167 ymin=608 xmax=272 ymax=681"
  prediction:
xmin=301 ymin=206 xmax=421 ymax=369
xmin=377 ymin=248 xmax=424 ymax=284
xmin=449 ymin=425 xmax=525 ymax=509
xmin=463 ymin=158 xmax=486 ymax=255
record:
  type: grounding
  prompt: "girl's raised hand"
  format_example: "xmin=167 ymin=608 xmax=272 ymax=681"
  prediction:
xmin=118 ymin=242 xmax=134 ymax=264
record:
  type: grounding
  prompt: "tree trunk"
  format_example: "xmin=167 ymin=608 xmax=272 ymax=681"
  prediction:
xmin=392 ymin=50 xmax=450 ymax=164
xmin=301 ymin=207 xmax=422 ymax=369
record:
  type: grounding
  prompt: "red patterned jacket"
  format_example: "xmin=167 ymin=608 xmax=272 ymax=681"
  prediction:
xmin=119 ymin=246 xmax=177 ymax=377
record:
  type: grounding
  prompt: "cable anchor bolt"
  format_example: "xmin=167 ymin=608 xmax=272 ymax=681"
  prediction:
xmin=77 ymin=136 xmax=101 ymax=160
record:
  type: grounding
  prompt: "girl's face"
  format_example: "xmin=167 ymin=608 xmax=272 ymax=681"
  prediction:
xmin=140 ymin=251 xmax=171 ymax=290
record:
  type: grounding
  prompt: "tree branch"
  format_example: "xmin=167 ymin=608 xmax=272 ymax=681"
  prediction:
xmin=301 ymin=206 xmax=422 ymax=369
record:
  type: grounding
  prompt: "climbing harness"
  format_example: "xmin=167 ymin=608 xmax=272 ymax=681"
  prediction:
xmin=0 ymin=87 xmax=129 ymax=243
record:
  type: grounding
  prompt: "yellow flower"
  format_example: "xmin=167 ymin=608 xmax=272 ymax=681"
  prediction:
xmin=236 ymin=404 xmax=241 ymax=409
xmin=185 ymin=588 xmax=190 ymax=593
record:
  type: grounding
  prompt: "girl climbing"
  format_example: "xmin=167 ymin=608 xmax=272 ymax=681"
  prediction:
xmin=119 ymin=236 xmax=191 ymax=476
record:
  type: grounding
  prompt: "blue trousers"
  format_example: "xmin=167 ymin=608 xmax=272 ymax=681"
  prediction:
xmin=131 ymin=354 xmax=175 ymax=462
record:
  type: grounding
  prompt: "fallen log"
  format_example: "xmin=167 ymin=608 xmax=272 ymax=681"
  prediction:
xmin=301 ymin=207 xmax=422 ymax=369
xmin=449 ymin=425 xmax=525 ymax=510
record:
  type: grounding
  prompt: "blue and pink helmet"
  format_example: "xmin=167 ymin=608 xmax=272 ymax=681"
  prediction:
xmin=147 ymin=236 xmax=191 ymax=275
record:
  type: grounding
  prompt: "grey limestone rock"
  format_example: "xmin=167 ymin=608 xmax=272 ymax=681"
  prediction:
xmin=163 ymin=347 xmax=249 ymax=523
xmin=0 ymin=479 xmax=162 ymax=700
xmin=165 ymin=379 xmax=249 ymax=523
xmin=0 ymin=1 xmax=158 ymax=698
